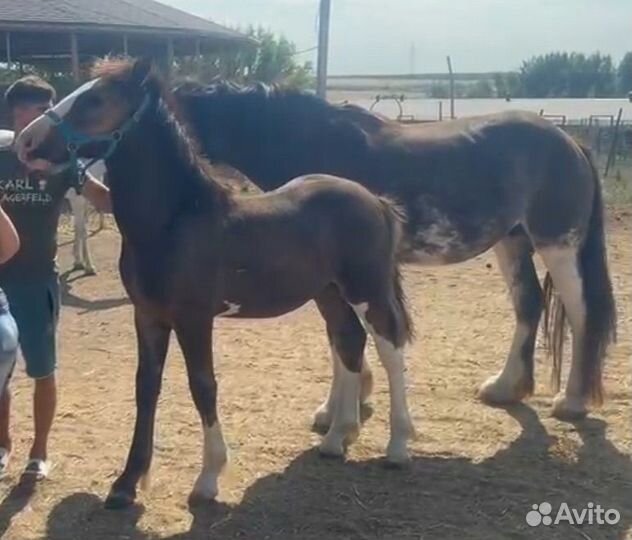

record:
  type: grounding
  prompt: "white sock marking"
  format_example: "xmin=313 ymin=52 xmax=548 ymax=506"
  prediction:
xmin=192 ymin=421 xmax=227 ymax=499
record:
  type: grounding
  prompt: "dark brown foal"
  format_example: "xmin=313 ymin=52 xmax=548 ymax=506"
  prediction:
xmin=16 ymin=58 xmax=414 ymax=508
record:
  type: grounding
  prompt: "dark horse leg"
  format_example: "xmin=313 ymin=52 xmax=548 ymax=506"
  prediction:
xmin=314 ymin=285 xmax=366 ymax=458
xmin=478 ymin=228 xmax=542 ymax=404
xmin=173 ymin=313 xmax=227 ymax=502
xmin=105 ymin=308 xmax=171 ymax=509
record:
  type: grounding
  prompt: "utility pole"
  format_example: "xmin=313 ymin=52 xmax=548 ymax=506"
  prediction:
xmin=316 ymin=0 xmax=331 ymax=98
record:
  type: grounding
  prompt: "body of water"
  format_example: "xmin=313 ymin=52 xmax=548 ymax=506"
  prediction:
xmin=328 ymin=93 xmax=632 ymax=123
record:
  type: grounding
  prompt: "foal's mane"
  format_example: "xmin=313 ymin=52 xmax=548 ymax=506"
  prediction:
xmin=91 ymin=58 xmax=230 ymax=198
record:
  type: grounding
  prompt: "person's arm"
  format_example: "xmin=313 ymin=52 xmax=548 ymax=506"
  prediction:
xmin=82 ymin=173 xmax=112 ymax=213
xmin=0 ymin=206 xmax=19 ymax=264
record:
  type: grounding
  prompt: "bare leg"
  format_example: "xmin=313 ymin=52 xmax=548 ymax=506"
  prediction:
xmin=30 ymin=374 xmax=56 ymax=461
xmin=105 ymin=309 xmax=170 ymax=509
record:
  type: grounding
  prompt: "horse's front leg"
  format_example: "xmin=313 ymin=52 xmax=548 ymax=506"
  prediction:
xmin=105 ymin=308 xmax=171 ymax=509
xmin=174 ymin=312 xmax=226 ymax=503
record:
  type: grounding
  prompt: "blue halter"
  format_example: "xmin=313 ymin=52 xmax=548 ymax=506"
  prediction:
xmin=44 ymin=93 xmax=152 ymax=192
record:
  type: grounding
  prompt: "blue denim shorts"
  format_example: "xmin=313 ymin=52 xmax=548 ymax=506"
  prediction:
xmin=1 ymin=277 xmax=59 ymax=379
xmin=0 ymin=290 xmax=18 ymax=390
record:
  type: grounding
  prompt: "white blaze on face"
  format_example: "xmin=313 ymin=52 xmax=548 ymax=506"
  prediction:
xmin=52 ymin=77 xmax=101 ymax=119
xmin=15 ymin=77 xmax=101 ymax=166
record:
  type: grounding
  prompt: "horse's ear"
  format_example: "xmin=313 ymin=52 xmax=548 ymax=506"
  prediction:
xmin=130 ymin=57 xmax=153 ymax=87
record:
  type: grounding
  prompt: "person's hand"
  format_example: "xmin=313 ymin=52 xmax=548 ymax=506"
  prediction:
xmin=24 ymin=158 xmax=54 ymax=172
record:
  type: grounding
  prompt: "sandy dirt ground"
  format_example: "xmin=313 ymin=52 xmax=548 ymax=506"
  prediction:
xmin=0 ymin=209 xmax=629 ymax=540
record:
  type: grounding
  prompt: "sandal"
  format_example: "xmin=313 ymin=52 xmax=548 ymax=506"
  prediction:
xmin=23 ymin=459 xmax=50 ymax=480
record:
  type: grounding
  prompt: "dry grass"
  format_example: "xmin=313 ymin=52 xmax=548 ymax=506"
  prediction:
xmin=0 ymin=209 xmax=630 ymax=540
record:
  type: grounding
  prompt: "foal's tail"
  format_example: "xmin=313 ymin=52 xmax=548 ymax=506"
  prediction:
xmin=543 ymin=144 xmax=617 ymax=404
xmin=378 ymin=197 xmax=414 ymax=346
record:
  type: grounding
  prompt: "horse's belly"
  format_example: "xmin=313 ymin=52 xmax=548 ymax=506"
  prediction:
xmin=404 ymin=219 xmax=506 ymax=266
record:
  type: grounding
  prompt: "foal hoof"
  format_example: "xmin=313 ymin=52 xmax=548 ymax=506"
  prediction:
xmin=318 ymin=439 xmax=345 ymax=459
xmin=189 ymin=474 xmax=218 ymax=505
xmin=551 ymin=394 xmax=588 ymax=422
xmin=84 ymin=267 xmax=97 ymax=276
xmin=71 ymin=263 xmax=85 ymax=272
xmin=477 ymin=375 xmax=529 ymax=406
xmin=312 ymin=405 xmax=333 ymax=435
xmin=385 ymin=446 xmax=411 ymax=468
xmin=104 ymin=490 xmax=136 ymax=510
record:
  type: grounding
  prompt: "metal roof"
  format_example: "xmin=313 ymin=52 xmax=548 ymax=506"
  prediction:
xmin=0 ymin=0 xmax=246 ymax=40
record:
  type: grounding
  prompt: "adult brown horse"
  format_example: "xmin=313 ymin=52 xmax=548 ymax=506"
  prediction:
xmin=15 ymin=58 xmax=414 ymax=507
xmin=174 ymin=81 xmax=617 ymax=422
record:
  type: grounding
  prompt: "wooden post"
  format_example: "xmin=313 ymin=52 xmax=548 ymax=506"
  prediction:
xmin=5 ymin=32 xmax=11 ymax=68
xmin=123 ymin=34 xmax=129 ymax=56
xmin=70 ymin=33 xmax=80 ymax=82
xmin=605 ymin=107 xmax=623 ymax=177
xmin=316 ymin=0 xmax=332 ymax=98
xmin=446 ymin=55 xmax=455 ymax=119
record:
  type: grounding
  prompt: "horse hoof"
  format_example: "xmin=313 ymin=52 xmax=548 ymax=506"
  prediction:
xmin=385 ymin=439 xmax=411 ymax=468
xmin=477 ymin=375 xmax=528 ymax=406
xmin=189 ymin=473 xmax=218 ymax=504
xmin=551 ymin=394 xmax=588 ymax=422
xmin=318 ymin=439 xmax=345 ymax=459
xmin=104 ymin=490 xmax=136 ymax=510
xmin=84 ymin=268 xmax=97 ymax=276
xmin=311 ymin=406 xmax=333 ymax=434
xmin=71 ymin=263 xmax=85 ymax=272
xmin=384 ymin=455 xmax=410 ymax=469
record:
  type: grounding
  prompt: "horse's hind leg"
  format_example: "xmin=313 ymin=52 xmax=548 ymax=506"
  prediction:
xmin=174 ymin=314 xmax=227 ymax=502
xmin=479 ymin=230 xmax=542 ymax=405
xmin=315 ymin=286 xmax=365 ymax=458
xmin=351 ymin=298 xmax=414 ymax=465
xmin=537 ymin=243 xmax=601 ymax=420
xmin=312 ymin=348 xmax=373 ymax=432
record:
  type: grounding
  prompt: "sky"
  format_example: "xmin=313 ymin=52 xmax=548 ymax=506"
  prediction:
xmin=162 ymin=0 xmax=632 ymax=75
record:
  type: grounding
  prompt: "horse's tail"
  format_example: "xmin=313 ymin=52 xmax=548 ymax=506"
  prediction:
xmin=543 ymin=144 xmax=617 ymax=404
xmin=378 ymin=196 xmax=414 ymax=346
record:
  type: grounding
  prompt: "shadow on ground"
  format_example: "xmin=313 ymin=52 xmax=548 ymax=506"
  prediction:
xmin=37 ymin=405 xmax=631 ymax=540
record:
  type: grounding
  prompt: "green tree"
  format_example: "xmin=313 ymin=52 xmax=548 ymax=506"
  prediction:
xmin=617 ymin=52 xmax=632 ymax=95
xmin=465 ymin=79 xmax=494 ymax=98
xmin=174 ymin=27 xmax=314 ymax=89
xmin=519 ymin=52 xmax=616 ymax=98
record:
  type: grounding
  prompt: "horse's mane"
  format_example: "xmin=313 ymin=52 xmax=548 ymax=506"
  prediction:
xmin=91 ymin=58 xmax=231 ymax=198
xmin=174 ymin=78 xmax=389 ymax=135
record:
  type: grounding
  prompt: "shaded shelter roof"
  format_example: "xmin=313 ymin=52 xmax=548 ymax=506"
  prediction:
xmin=0 ymin=0 xmax=252 ymax=61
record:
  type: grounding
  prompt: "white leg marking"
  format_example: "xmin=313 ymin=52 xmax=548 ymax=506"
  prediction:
xmin=313 ymin=344 xmax=342 ymax=430
xmin=352 ymin=303 xmax=414 ymax=464
xmin=538 ymin=245 xmax=587 ymax=415
xmin=217 ymin=302 xmax=241 ymax=317
xmin=191 ymin=421 xmax=227 ymax=500
xmin=479 ymin=244 xmax=532 ymax=403
xmin=319 ymin=348 xmax=361 ymax=457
